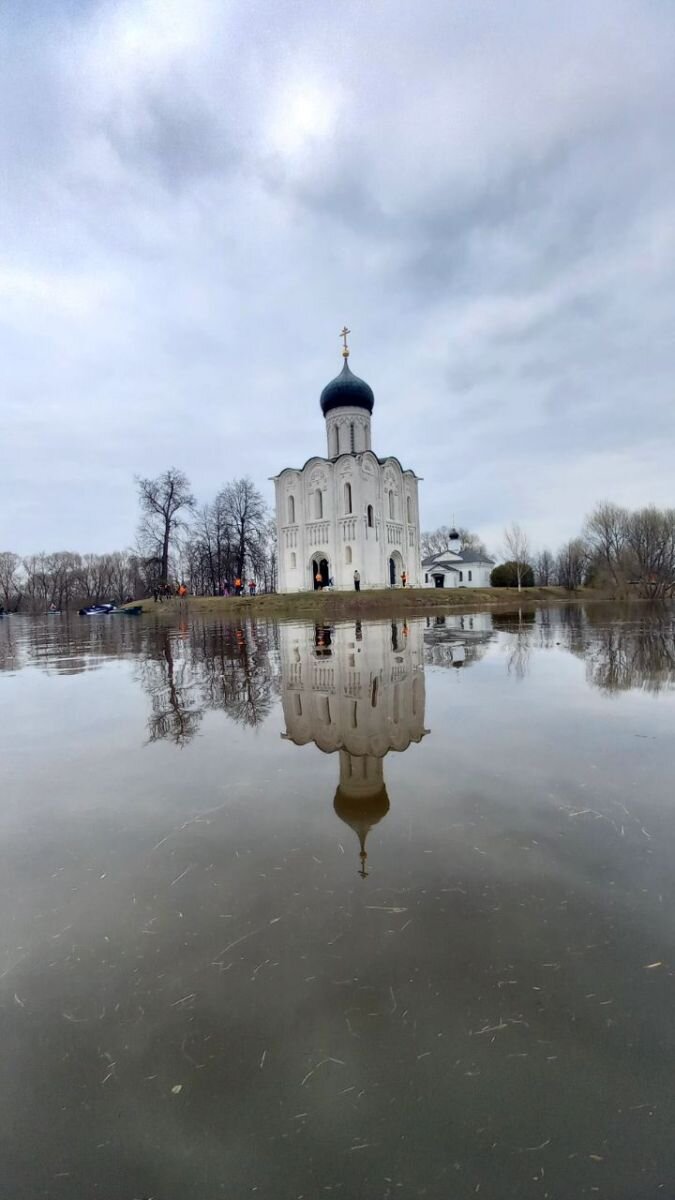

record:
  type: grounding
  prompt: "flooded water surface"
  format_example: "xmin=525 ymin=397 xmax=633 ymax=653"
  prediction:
xmin=1 ymin=604 xmax=674 ymax=1199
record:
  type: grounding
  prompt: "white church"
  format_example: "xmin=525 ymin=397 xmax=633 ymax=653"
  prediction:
xmin=421 ymin=529 xmax=495 ymax=589
xmin=273 ymin=330 xmax=422 ymax=592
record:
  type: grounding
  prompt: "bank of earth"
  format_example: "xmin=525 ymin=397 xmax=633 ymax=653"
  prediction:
xmin=124 ymin=586 xmax=617 ymax=621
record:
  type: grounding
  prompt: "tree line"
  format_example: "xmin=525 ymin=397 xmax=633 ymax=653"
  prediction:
xmin=1 ymin=468 xmax=275 ymax=612
xmin=4 ymin=488 xmax=673 ymax=612
xmin=529 ymin=503 xmax=675 ymax=597
xmin=422 ymin=503 xmax=675 ymax=597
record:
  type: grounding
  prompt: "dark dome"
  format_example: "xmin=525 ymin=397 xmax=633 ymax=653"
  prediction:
xmin=320 ymin=359 xmax=374 ymax=416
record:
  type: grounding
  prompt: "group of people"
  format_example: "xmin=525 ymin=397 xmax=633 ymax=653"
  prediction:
xmin=151 ymin=579 xmax=259 ymax=600
xmin=220 ymin=579 xmax=257 ymax=596
xmin=152 ymin=582 xmax=188 ymax=602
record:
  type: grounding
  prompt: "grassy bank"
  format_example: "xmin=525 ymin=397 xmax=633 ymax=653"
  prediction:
xmin=124 ymin=585 xmax=611 ymax=622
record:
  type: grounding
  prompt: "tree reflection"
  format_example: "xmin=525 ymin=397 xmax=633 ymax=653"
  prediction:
xmin=140 ymin=631 xmax=205 ymax=746
xmin=136 ymin=619 xmax=279 ymax=745
xmin=583 ymin=608 xmax=675 ymax=695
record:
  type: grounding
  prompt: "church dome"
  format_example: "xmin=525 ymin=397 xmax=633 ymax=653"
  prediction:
xmin=320 ymin=359 xmax=374 ymax=416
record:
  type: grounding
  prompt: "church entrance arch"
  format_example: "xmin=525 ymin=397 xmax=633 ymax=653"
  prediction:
xmin=388 ymin=551 xmax=404 ymax=587
xmin=311 ymin=557 xmax=330 ymax=589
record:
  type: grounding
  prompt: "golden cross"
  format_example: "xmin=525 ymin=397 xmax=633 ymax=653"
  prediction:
xmin=340 ymin=325 xmax=350 ymax=357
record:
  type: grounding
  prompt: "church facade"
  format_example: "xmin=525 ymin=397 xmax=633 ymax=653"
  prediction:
xmin=273 ymin=334 xmax=422 ymax=592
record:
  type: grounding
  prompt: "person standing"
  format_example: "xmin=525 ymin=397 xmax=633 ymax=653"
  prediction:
xmin=234 ymin=577 xmax=242 ymax=595
xmin=315 ymin=570 xmax=323 ymax=590
xmin=401 ymin=570 xmax=407 ymax=588
xmin=353 ymin=570 xmax=360 ymax=592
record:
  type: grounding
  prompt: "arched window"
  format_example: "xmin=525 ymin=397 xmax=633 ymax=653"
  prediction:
xmin=344 ymin=482 xmax=352 ymax=514
xmin=314 ymin=489 xmax=323 ymax=519
xmin=330 ymin=426 xmax=338 ymax=457
xmin=406 ymin=494 xmax=412 ymax=523
xmin=350 ymin=423 xmax=355 ymax=452
xmin=367 ymin=504 xmax=374 ymax=528
xmin=388 ymin=490 xmax=395 ymax=520
xmin=345 ymin=545 xmax=352 ymax=564
xmin=290 ymin=552 xmax=296 ymax=569
xmin=288 ymin=494 xmax=295 ymax=524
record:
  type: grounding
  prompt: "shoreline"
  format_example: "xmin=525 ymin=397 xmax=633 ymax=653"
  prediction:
xmin=122 ymin=585 xmax=622 ymax=622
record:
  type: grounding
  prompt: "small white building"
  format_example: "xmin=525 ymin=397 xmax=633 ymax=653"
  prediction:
xmin=422 ymin=529 xmax=494 ymax=589
xmin=273 ymin=333 xmax=422 ymax=592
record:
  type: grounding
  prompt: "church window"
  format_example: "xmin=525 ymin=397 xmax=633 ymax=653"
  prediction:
xmin=367 ymin=504 xmax=374 ymax=528
xmin=288 ymin=494 xmax=295 ymax=524
xmin=350 ymin=422 xmax=355 ymax=452
xmin=319 ymin=695 xmax=331 ymax=725
xmin=344 ymin=482 xmax=352 ymax=514
xmin=293 ymin=693 xmax=302 ymax=717
xmin=290 ymin=552 xmax=296 ymax=569
xmin=388 ymin=490 xmax=395 ymax=520
xmin=350 ymin=700 xmax=358 ymax=729
xmin=345 ymin=545 xmax=352 ymax=564
xmin=468 ymin=570 xmax=472 ymax=582
xmin=314 ymin=489 xmax=323 ymax=519
xmin=407 ymin=495 xmax=412 ymax=523
xmin=371 ymin=677 xmax=378 ymax=708
xmin=424 ymin=573 xmax=428 ymax=583
xmin=330 ymin=426 xmax=338 ymax=457
xmin=459 ymin=571 xmax=463 ymax=582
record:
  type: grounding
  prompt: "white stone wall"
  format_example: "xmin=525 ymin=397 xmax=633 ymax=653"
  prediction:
xmin=274 ymin=451 xmax=421 ymax=592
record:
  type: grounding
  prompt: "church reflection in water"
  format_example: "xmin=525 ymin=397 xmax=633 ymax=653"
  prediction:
xmin=279 ymin=619 xmax=428 ymax=876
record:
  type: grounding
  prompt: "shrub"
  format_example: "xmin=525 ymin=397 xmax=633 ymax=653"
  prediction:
xmin=490 ymin=560 xmax=534 ymax=588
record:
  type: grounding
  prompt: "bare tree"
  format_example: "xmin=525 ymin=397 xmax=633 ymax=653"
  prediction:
xmin=625 ymin=506 xmax=675 ymax=598
xmin=556 ymin=538 xmax=589 ymax=590
xmin=584 ymin=502 xmax=629 ymax=586
xmin=223 ymin=478 xmax=267 ymax=581
xmin=0 ymin=552 xmax=21 ymax=609
xmin=534 ymin=548 xmax=554 ymax=586
xmin=136 ymin=468 xmax=195 ymax=584
xmin=503 ymin=523 xmax=531 ymax=592
xmin=421 ymin=525 xmax=488 ymax=558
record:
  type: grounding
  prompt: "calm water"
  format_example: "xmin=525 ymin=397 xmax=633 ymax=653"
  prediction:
xmin=1 ymin=604 xmax=674 ymax=1200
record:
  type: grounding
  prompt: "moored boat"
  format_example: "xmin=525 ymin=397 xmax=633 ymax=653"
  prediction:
xmin=78 ymin=603 xmax=117 ymax=616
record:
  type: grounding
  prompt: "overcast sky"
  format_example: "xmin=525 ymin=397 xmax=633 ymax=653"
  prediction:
xmin=2 ymin=0 xmax=674 ymax=556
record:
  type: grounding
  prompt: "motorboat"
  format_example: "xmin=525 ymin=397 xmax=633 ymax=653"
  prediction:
xmin=78 ymin=603 xmax=143 ymax=617
xmin=78 ymin=603 xmax=117 ymax=616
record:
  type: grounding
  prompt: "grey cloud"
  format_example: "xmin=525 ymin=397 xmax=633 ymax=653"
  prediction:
xmin=1 ymin=0 xmax=674 ymax=554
